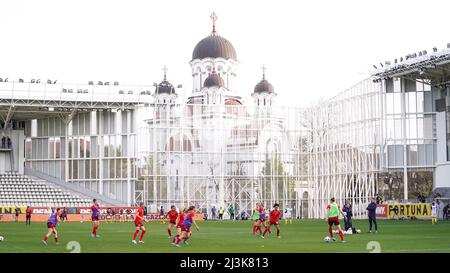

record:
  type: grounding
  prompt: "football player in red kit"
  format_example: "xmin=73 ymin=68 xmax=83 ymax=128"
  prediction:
xmin=263 ymin=203 xmax=282 ymax=238
xmin=132 ymin=203 xmax=148 ymax=244
xmin=167 ymin=205 xmax=178 ymax=238
xmin=172 ymin=207 xmax=188 ymax=243
xmin=91 ymin=199 xmax=101 ymax=238
xmin=172 ymin=206 xmax=199 ymax=247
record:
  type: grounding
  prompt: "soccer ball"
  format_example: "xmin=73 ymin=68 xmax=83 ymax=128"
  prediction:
xmin=324 ymin=236 xmax=331 ymax=242
xmin=0 ymin=236 xmax=4 ymax=242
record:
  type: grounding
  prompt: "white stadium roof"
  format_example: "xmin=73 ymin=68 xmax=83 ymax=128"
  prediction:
xmin=0 ymin=80 xmax=153 ymax=121
xmin=372 ymin=45 xmax=450 ymax=83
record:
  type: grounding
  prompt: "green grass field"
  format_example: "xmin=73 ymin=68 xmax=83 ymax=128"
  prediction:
xmin=0 ymin=219 xmax=449 ymax=253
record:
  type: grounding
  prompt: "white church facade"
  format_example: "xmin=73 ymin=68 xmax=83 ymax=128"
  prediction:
xmin=139 ymin=13 xmax=297 ymax=216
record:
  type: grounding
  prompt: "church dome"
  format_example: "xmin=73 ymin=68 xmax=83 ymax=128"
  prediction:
xmin=253 ymin=66 xmax=274 ymax=94
xmin=156 ymin=80 xmax=175 ymax=94
xmin=192 ymin=12 xmax=237 ymax=61
xmin=192 ymin=35 xmax=237 ymax=61
xmin=204 ymin=69 xmax=225 ymax=88
xmin=155 ymin=67 xmax=176 ymax=95
xmin=254 ymin=79 xmax=274 ymax=94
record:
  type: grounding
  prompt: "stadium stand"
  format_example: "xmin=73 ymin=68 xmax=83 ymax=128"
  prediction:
xmin=0 ymin=171 xmax=91 ymax=207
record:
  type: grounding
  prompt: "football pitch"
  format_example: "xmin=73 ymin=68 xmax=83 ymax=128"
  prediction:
xmin=0 ymin=219 xmax=449 ymax=253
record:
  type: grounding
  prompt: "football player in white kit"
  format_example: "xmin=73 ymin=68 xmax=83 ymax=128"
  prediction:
xmin=284 ymin=207 xmax=293 ymax=224
xmin=431 ymin=202 xmax=438 ymax=225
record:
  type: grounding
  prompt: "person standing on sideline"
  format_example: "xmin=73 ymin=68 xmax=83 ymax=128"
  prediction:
xmin=443 ymin=204 xmax=449 ymax=220
xmin=14 ymin=207 xmax=20 ymax=222
xmin=159 ymin=206 xmax=165 ymax=224
xmin=211 ymin=206 xmax=217 ymax=220
xmin=431 ymin=201 xmax=438 ymax=225
xmin=366 ymin=198 xmax=378 ymax=233
xmin=218 ymin=207 xmax=224 ymax=220
xmin=25 ymin=206 xmax=32 ymax=225
xmin=342 ymin=199 xmax=353 ymax=231
xmin=376 ymin=194 xmax=383 ymax=204
xmin=228 ymin=205 xmax=235 ymax=220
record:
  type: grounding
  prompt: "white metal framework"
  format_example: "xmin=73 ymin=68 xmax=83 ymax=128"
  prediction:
xmin=136 ymin=75 xmax=439 ymax=219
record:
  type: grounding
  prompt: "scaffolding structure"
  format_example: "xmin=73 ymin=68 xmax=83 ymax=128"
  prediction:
xmin=136 ymin=78 xmax=382 ymax=218
xmin=136 ymin=103 xmax=305 ymax=217
xmin=305 ymin=79 xmax=383 ymax=218
xmin=136 ymin=75 xmax=438 ymax=219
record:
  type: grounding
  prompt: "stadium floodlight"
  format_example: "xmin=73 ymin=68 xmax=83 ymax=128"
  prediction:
xmin=48 ymin=107 xmax=54 ymax=111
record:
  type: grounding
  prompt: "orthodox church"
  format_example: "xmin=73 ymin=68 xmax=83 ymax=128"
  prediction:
xmin=144 ymin=13 xmax=293 ymax=213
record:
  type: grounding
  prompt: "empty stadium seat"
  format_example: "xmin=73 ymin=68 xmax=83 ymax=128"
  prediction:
xmin=0 ymin=172 xmax=91 ymax=207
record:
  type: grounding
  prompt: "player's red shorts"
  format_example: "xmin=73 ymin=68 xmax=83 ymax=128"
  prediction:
xmin=47 ymin=222 xmax=55 ymax=228
xmin=327 ymin=216 xmax=340 ymax=226
xmin=269 ymin=221 xmax=279 ymax=225
xmin=135 ymin=221 xmax=144 ymax=227
xmin=181 ymin=225 xmax=191 ymax=232
xmin=170 ymin=221 xmax=176 ymax=225
xmin=92 ymin=216 xmax=99 ymax=221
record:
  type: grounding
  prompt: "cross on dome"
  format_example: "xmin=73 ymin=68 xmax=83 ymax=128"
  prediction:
xmin=162 ymin=65 xmax=168 ymax=80
xmin=261 ymin=64 xmax=267 ymax=80
xmin=210 ymin=12 xmax=218 ymax=34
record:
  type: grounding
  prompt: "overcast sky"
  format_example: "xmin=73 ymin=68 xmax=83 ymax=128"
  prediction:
xmin=1 ymin=0 xmax=449 ymax=107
